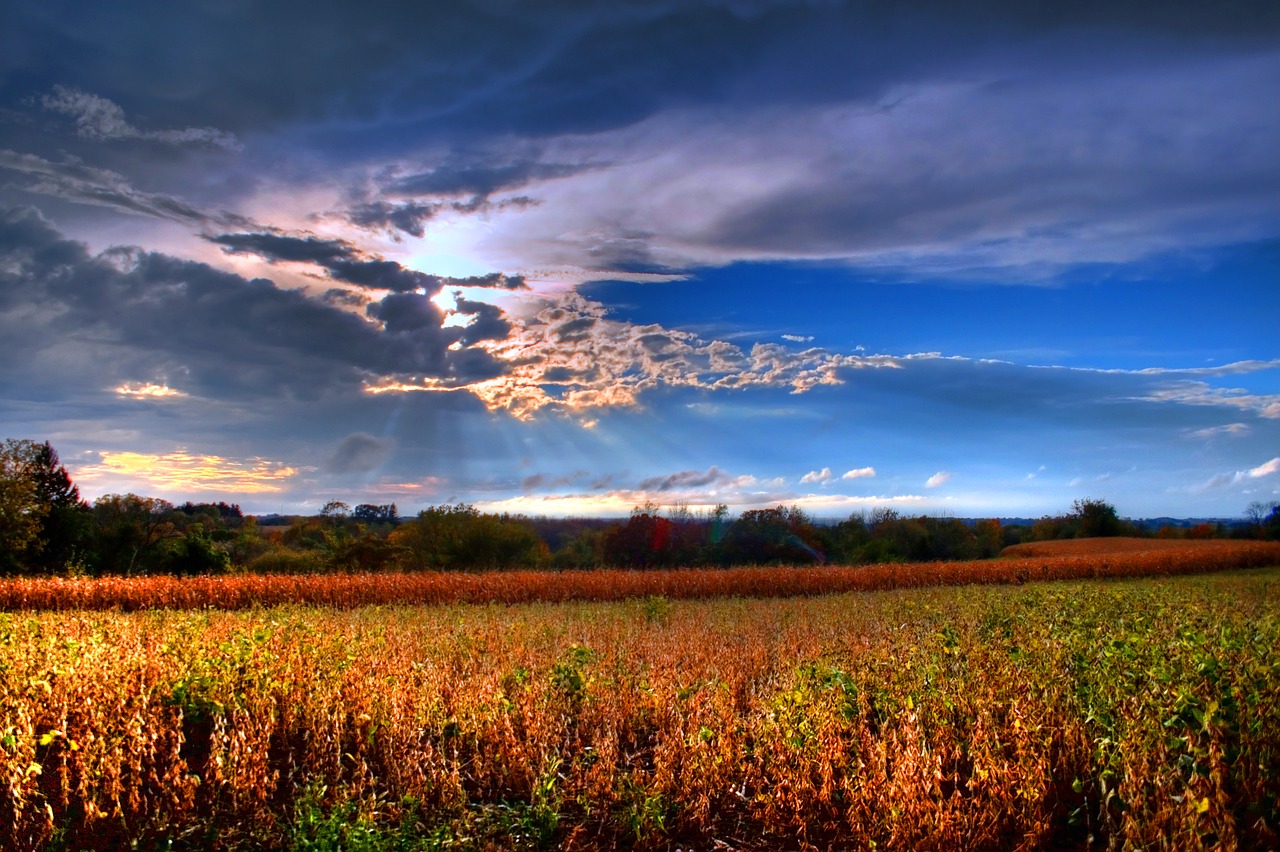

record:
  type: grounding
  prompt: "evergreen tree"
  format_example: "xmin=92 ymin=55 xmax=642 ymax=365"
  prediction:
xmin=31 ymin=441 xmax=90 ymax=572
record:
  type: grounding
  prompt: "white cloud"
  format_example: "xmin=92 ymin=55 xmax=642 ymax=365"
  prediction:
xmin=1249 ymin=458 xmax=1280 ymax=478
xmin=781 ymin=334 xmax=814 ymax=343
xmin=800 ymin=467 xmax=833 ymax=484
xmin=925 ymin=471 xmax=951 ymax=488
xmin=841 ymin=466 xmax=876 ymax=480
xmin=1140 ymin=380 xmax=1280 ymax=420
xmin=1182 ymin=457 xmax=1280 ymax=493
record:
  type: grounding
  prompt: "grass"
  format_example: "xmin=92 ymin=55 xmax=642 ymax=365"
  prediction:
xmin=2 ymin=566 xmax=1279 ymax=849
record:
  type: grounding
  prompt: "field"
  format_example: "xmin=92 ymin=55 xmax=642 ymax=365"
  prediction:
xmin=2 ymin=539 xmax=1277 ymax=612
xmin=3 ymin=561 xmax=1279 ymax=850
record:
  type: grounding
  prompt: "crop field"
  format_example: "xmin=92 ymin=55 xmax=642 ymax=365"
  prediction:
xmin=2 ymin=539 xmax=1277 ymax=612
xmin=3 ymin=566 xmax=1280 ymax=850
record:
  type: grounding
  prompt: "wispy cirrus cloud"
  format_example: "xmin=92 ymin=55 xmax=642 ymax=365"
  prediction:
xmin=0 ymin=150 xmax=253 ymax=227
xmin=1186 ymin=423 xmax=1250 ymax=440
xmin=42 ymin=85 xmax=240 ymax=149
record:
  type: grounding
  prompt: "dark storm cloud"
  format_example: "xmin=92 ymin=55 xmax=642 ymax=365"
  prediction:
xmin=343 ymin=196 xmax=539 ymax=239
xmin=0 ymin=207 xmax=505 ymax=400
xmin=9 ymin=0 xmax=1274 ymax=158
xmin=321 ymin=288 xmax=371 ymax=309
xmin=209 ymin=232 xmax=353 ymax=265
xmin=208 ymin=231 xmax=527 ymax=293
xmin=366 ymin=293 xmax=445 ymax=333
xmin=638 ymin=467 xmax=736 ymax=492
xmin=325 ymin=432 xmax=394 ymax=474
xmin=451 ymin=272 xmax=527 ymax=291
xmin=210 ymin=230 xmax=442 ymax=293
xmin=346 ymin=201 xmax=442 ymax=239
xmin=453 ymin=297 xmax=512 ymax=346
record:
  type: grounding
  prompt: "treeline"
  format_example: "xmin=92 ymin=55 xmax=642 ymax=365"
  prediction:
xmin=4 ymin=438 xmax=1279 ymax=576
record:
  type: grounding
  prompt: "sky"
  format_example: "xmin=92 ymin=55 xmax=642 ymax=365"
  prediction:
xmin=1 ymin=0 xmax=1277 ymax=520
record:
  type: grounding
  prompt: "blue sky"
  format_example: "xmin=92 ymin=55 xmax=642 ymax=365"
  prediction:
xmin=1 ymin=1 xmax=1277 ymax=519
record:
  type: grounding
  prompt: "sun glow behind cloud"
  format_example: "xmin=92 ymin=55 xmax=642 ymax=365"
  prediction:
xmin=74 ymin=451 xmax=300 ymax=494
xmin=114 ymin=382 xmax=187 ymax=399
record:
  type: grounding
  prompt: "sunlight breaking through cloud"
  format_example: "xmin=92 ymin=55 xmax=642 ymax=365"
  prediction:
xmin=364 ymin=292 xmax=900 ymax=419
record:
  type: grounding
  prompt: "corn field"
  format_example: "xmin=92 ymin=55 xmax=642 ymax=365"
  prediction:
xmin=2 ymin=539 xmax=1277 ymax=612
xmin=3 ymin=566 xmax=1279 ymax=850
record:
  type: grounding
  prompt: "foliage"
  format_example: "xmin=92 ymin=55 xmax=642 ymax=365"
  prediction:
xmin=3 ymin=571 xmax=1279 ymax=849
xmin=352 ymin=503 xmax=398 ymax=524
xmin=0 ymin=439 xmax=47 ymax=574
xmin=0 ymin=440 xmax=90 ymax=575
xmin=1071 ymin=497 xmax=1124 ymax=538
xmin=722 ymin=504 xmax=824 ymax=565
xmin=389 ymin=504 xmax=548 ymax=571
xmin=90 ymin=493 xmax=180 ymax=574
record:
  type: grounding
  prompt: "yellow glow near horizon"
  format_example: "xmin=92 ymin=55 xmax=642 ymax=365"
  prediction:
xmin=475 ymin=491 xmax=934 ymax=517
xmin=74 ymin=451 xmax=299 ymax=494
xmin=115 ymin=382 xmax=187 ymax=399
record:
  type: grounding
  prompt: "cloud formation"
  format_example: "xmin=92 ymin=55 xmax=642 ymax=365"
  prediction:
xmin=0 ymin=150 xmax=252 ymax=228
xmin=208 ymin=230 xmax=527 ymax=294
xmin=365 ymin=291 xmax=900 ymax=419
xmin=0 ymin=207 xmax=506 ymax=403
xmin=74 ymin=450 xmax=298 ymax=494
xmin=925 ymin=471 xmax=952 ymax=488
xmin=42 ymin=86 xmax=240 ymax=149
xmin=800 ymin=467 xmax=833 ymax=484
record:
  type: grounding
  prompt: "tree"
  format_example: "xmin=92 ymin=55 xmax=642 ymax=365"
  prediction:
xmin=389 ymin=504 xmax=547 ymax=570
xmin=722 ymin=505 xmax=825 ymax=565
xmin=1070 ymin=498 xmax=1123 ymax=538
xmin=1246 ymin=501 xmax=1279 ymax=539
xmin=30 ymin=441 xmax=90 ymax=572
xmin=91 ymin=494 xmax=178 ymax=574
xmin=353 ymin=503 xmax=398 ymax=524
xmin=320 ymin=501 xmax=351 ymax=522
xmin=1264 ymin=504 xmax=1280 ymax=542
xmin=0 ymin=439 xmax=45 ymax=574
xmin=602 ymin=508 xmax=673 ymax=568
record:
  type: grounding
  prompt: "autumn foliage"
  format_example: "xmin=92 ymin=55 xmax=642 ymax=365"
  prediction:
xmin=1 ymin=538 xmax=1276 ymax=612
